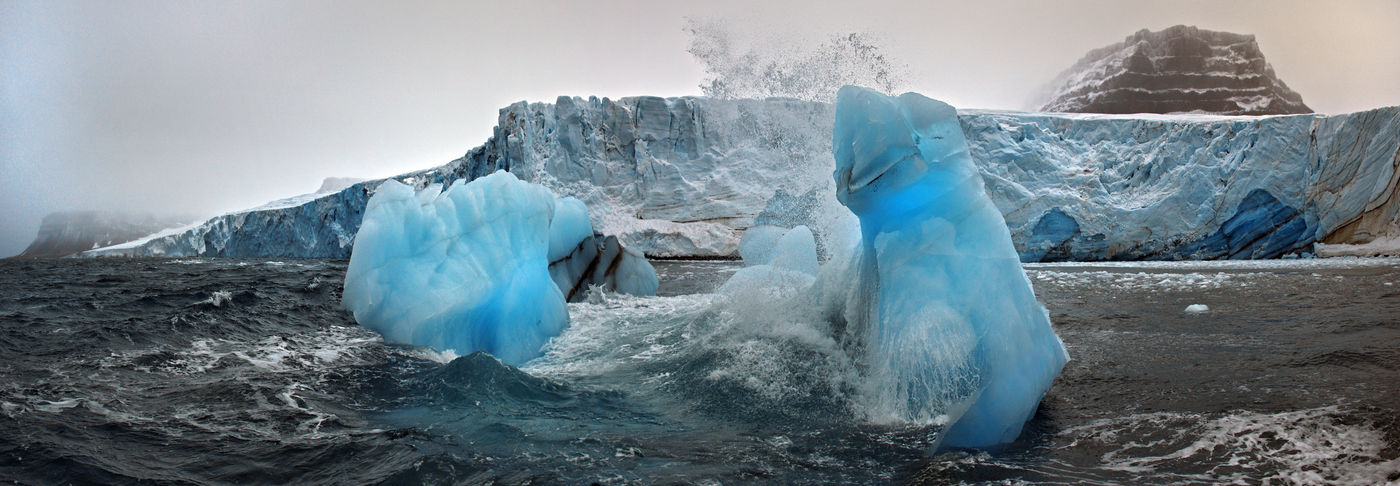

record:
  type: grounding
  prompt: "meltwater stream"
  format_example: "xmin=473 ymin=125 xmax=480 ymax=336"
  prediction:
xmin=1 ymin=258 xmax=1398 ymax=484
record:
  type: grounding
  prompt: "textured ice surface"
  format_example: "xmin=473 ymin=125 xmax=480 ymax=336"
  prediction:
xmin=832 ymin=87 xmax=1069 ymax=448
xmin=342 ymin=172 xmax=569 ymax=365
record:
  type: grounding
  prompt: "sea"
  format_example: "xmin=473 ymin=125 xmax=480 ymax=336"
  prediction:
xmin=1 ymin=257 xmax=1397 ymax=485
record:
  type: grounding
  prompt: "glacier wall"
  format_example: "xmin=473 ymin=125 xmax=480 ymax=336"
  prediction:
xmin=88 ymin=95 xmax=1400 ymax=262
xmin=969 ymin=107 xmax=1400 ymax=260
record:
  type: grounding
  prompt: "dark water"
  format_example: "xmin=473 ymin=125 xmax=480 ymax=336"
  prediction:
xmin=1 ymin=258 xmax=1397 ymax=485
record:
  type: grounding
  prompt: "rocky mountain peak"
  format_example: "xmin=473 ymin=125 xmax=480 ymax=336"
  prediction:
xmin=1036 ymin=25 xmax=1311 ymax=115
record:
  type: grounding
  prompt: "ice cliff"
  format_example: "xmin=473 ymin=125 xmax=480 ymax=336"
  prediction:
xmin=1034 ymin=25 xmax=1312 ymax=115
xmin=88 ymin=96 xmax=1400 ymax=262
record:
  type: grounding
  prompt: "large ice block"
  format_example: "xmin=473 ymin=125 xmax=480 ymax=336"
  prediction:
xmin=832 ymin=86 xmax=1069 ymax=448
xmin=342 ymin=172 xmax=568 ymax=365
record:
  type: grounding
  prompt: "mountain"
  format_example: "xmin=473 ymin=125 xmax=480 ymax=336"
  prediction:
xmin=17 ymin=211 xmax=194 ymax=258
xmin=1035 ymin=25 xmax=1312 ymax=115
xmin=88 ymin=96 xmax=1400 ymax=262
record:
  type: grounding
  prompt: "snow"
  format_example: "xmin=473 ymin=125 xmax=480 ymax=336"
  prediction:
xmin=86 ymin=221 xmax=205 ymax=253
xmin=342 ymin=172 xmax=569 ymax=366
xmin=828 ymin=87 xmax=1068 ymax=448
xmin=1185 ymin=304 xmax=1210 ymax=313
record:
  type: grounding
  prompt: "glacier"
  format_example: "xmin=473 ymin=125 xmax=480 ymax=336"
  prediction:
xmin=87 ymin=96 xmax=1399 ymax=263
xmin=341 ymin=172 xmax=655 ymax=365
xmin=830 ymin=87 xmax=1068 ymax=448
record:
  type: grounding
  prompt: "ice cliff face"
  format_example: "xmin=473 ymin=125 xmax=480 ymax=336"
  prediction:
xmin=1035 ymin=25 xmax=1312 ymax=115
xmin=449 ymin=96 xmax=837 ymax=257
xmin=968 ymin=107 xmax=1400 ymax=261
xmin=89 ymin=96 xmax=1399 ymax=262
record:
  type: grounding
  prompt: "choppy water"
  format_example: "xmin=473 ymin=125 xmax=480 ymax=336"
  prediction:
xmin=1 ymin=257 xmax=1397 ymax=484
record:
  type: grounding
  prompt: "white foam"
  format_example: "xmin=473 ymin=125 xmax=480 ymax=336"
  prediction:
xmin=1027 ymin=269 xmax=1266 ymax=292
xmin=1025 ymin=257 xmax=1400 ymax=271
xmin=197 ymin=290 xmax=233 ymax=307
xmin=1057 ymin=407 xmax=1400 ymax=484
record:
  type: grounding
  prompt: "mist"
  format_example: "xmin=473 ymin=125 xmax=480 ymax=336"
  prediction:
xmin=3 ymin=0 xmax=1397 ymax=257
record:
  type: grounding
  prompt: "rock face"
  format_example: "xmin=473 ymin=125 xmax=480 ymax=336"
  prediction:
xmin=1036 ymin=25 xmax=1312 ymax=115
xmin=17 ymin=211 xmax=192 ymax=258
xmin=88 ymin=96 xmax=1400 ymax=262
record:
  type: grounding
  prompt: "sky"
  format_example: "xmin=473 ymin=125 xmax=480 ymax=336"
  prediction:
xmin=3 ymin=0 xmax=1398 ymax=257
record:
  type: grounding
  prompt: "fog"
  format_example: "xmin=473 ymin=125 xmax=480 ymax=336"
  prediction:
xmin=3 ymin=0 xmax=1397 ymax=257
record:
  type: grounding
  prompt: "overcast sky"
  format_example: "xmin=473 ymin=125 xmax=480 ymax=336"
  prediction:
xmin=3 ymin=0 xmax=1398 ymax=257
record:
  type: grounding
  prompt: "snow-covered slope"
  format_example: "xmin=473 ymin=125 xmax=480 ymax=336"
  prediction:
xmin=1035 ymin=25 xmax=1312 ymax=115
xmin=89 ymin=96 xmax=1400 ymax=262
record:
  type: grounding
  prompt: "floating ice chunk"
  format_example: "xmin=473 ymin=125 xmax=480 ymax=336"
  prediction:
xmin=342 ymin=172 xmax=568 ymax=365
xmin=1185 ymin=304 xmax=1210 ymax=313
xmin=603 ymin=237 xmax=660 ymax=297
xmin=552 ymin=233 xmax=659 ymax=302
xmin=738 ymin=226 xmax=788 ymax=266
xmin=721 ymin=226 xmax=821 ymax=301
xmin=548 ymin=197 xmax=595 ymax=262
xmin=739 ymin=225 xmax=819 ymax=274
xmin=767 ymin=226 xmax=819 ymax=277
xmin=547 ymin=197 xmax=659 ymax=302
xmin=831 ymin=86 xmax=1069 ymax=448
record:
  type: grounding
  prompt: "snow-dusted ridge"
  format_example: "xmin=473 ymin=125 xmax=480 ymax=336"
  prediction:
xmin=89 ymin=95 xmax=1400 ymax=262
xmin=1035 ymin=25 xmax=1312 ymax=115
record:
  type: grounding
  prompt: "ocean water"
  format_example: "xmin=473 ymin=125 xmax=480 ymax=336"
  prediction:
xmin=1 ymin=257 xmax=1397 ymax=484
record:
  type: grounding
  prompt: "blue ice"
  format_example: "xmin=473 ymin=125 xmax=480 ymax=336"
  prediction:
xmin=832 ymin=86 xmax=1069 ymax=448
xmin=342 ymin=172 xmax=569 ymax=366
xmin=720 ymin=225 xmax=821 ymax=299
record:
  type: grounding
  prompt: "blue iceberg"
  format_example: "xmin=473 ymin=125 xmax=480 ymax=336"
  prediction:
xmin=344 ymin=172 xmax=638 ymax=366
xmin=832 ymin=86 xmax=1069 ymax=448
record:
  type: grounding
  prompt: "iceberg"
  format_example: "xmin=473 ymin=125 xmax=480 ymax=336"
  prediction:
xmin=342 ymin=172 xmax=630 ymax=365
xmin=720 ymin=225 xmax=821 ymax=302
xmin=547 ymin=197 xmax=660 ymax=302
xmin=832 ymin=87 xmax=1069 ymax=448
